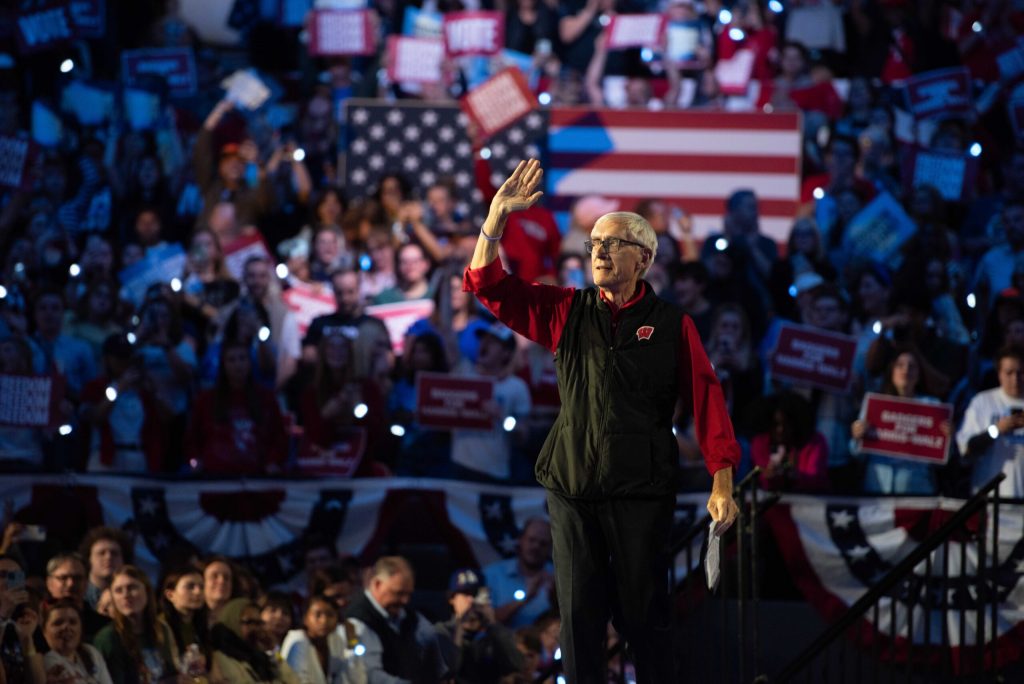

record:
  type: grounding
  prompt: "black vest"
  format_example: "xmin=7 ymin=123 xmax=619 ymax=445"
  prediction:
xmin=347 ymin=591 xmax=423 ymax=680
xmin=535 ymin=285 xmax=684 ymax=498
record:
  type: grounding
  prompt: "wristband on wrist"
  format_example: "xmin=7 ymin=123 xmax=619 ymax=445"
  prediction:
xmin=481 ymin=231 xmax=503 ymax=242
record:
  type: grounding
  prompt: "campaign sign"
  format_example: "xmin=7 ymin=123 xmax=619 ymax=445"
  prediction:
xmin=221 ymin=70 xmax=271 ymax=111
xmin=118 ymin=243 xmax=187 ymax=306
xmin=997 ymin=40 xmax=1024 ymax=84
xmin=605 ymin=13 xmax=665 ymax=50
xmin=769 ymin=323 xmax=857 ymax=393
xmin=282 ymin=285 xmax=337 ymax=337
xmin=0 ymin=374 xmax=59 ymax=427
xmin=0 ymin=135 xmax=33 ymax=190
xmin=122 ymin=48 xmax=198 ymax=97
xmin=386 ymin=36 xmax=445 ymax=84
xmin=309 ymin=10 xmax=376 ymax=56
xmin=859 ymin=394 xmax=953 ymax=464
xmin=222 ymin=233 xmax=273 ymax=281
xmin=904 ymin=67 xmax=972 ymax=120
xmin=666 ymin=20 xmax=701 ymax=67
xmin=842 ymin=191 xmax=917 ymax=267
xmin=416 ymin=372 xmax=495 ymax=430
xmin=16 ymin=2 xmax=74 ymax=54
xmin=443 ymin=11 xmax=504 ymax=58
xmin=365 ymin=299 xmax=435 ymax=354
xmin=1011 ymin=100 xmax=1024 ymax=141
xmin=460 ymin=68 xmax=537 ymax=138
xmin=713 ymin=48 xmax=754 ymax=96
xmin=901 ymin=147 xmax=978 ymax=202
xmin=297 ymin=427 xmax=366 ymax=477
xmin=69 ymin=0 xmax=105 ymax=38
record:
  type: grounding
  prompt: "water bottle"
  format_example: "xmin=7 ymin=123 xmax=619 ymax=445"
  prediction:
xmin=183 ymin=643 xmax=209 ymax=683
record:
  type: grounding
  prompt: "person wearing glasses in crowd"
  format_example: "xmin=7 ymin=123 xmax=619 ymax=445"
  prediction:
xmin=46 ymin=553 xmax=110 ymax=643
xmin=464 ymin=159 xmax=740 ymax=682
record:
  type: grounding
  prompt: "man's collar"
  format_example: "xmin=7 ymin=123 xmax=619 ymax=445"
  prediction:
xmin=364 ymin=589 xmax=405 ymax=627
xmin=598 ymin=281 xmax=646 ymax=314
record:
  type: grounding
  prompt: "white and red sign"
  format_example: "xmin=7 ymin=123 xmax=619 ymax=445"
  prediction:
xmin=904 ymin=67 xmax=972 ymax=120
xmin=605 ymin=13 xmax=665 ymax=50
xmin=461 ymin=68 xmax=537 ymax=138
xmin=297 ymin=428 xmax=366 ymax=477
xmin=222 ymin=233 xmax=274 ymax=282
xmin=365 ymin=299 xmax=435 ymax=354
xmin=769 ymin=323 xmax=857 ymax=393
xmin=0 ymin=374 xmax=59 ymax=428
xmin=901 ymin=147 xmax=978 ymax=202
xmin=713 ymin=48 xmax=755 ymax=96
xmin=859 ymin=394 xmax=953 ymax=464
xmin=416 ymin=372 xmax=495 ymax=430
xmin=282 ymin=285 xmax=336 ymax=337
xmin=121 ymin=48 xmax=198 ymax=97
xmin=386 ymin=36 xmax=445 ymax=84
xmin=16 ymin=2 xmax=74 ymax=54
xmin=443 ymin=11 xmax=504 ymax=58
xmin=309 ymin=9 xmax=376 ymax=56
xmin=0 ymin=135 xmax=33 ymax=190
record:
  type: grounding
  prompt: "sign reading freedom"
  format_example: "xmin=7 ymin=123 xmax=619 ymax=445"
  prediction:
xmin=416 ymin=372 xmax=494 ymax=430
xmin=859 ymin=393 xmax=952 ymax=464
xmin=769 ymin=323 xmax=857 ymax=393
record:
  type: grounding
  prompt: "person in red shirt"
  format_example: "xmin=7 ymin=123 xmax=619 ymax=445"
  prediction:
xmin=185 ymin=339 xmax=287 ymax=475
xmin=463 ymin=159 xmax=740 ymax=682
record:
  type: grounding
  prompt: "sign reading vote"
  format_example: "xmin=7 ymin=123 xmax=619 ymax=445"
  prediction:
xmin=461 ymin=68 xmax=537 ymax=138
xmin=605 ymin=13 xmax=665 ymax=50
xmin=416 ymin=372 xmax=495 ymax=430
xmin=16 ymin=2 xmax=74 ymax=53
xmin=859 ymin=394 xmax=953 ymax=464
xmin=309 ymin=9 xmax=376 ymax=56
xmin=769 ymin=323 xmax=857 ymax=393
xmin=122 ymin=48 xmax=198 ymax=97
xmin=387 ymin=36 xmax=445 ymax=84
xmin=443 ymin=11 xmax=504 ymax=57
xmin=0 ymin=374 xmax=58 ymax=427
xmin=904 ymin=67 xmax=972 ymax=120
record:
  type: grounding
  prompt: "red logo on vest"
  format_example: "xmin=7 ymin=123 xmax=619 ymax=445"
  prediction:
xmin=636 ymin=325 xmax=654 ymax=341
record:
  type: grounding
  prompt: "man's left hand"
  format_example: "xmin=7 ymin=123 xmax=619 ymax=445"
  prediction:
xmin=707 ymin=468 xmax=739 ymax=535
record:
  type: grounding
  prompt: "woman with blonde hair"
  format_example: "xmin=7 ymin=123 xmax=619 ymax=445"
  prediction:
xmin=92 ymin=566 xmax=181 ymax=684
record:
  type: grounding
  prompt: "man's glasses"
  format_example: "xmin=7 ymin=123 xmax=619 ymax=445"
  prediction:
xmin=584 ymin=237 xmax=648 ymax=255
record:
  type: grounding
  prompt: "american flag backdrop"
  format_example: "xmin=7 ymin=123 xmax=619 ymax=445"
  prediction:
xmin=344 ymin=103 xmax=802 ymax=242
xmin=545 ymin=108 xmax=803 ymax=242
xmin=344 ymin=100 xmax=483 ymax=219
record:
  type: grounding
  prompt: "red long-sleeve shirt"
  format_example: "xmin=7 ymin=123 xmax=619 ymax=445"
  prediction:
xmin=464 ymin=259 xmax=740 ymax=475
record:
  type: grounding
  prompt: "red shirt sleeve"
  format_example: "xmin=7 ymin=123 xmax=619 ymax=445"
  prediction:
xmin=678 ymin=315 xmax=741 ymax=476
xmin=463 ymin=260 xmax=576 ymax=354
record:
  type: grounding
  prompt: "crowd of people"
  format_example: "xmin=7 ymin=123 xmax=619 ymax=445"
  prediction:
xmin=0 ymin=521 xmax=568 ymax=683
xmin=2 ymin=0 xmax=1024 ymax=679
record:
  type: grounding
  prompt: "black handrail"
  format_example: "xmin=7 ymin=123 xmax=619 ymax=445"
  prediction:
xmin=771 ymin=473 xmax=1006 ymax=683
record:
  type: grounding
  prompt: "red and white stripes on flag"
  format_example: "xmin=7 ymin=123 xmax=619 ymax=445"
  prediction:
xmin=546 ymin=108 xmax=802 ymax=244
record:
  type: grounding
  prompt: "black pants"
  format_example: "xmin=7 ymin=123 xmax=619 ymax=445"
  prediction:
xmin=546 ymin=491 xmax=676 ymax=683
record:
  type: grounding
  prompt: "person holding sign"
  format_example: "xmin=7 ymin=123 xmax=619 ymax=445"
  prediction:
xmin=851 ymin=350 xmax=945 ymax=494
xmin=464 ymin=159 xmax=740 ymax=682
xmin=957 ymin=346 xmax=1024 ymax=497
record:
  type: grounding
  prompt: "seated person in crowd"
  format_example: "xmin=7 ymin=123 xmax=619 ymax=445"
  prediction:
xmin=281 ymin=594 xmax=364 ymax=684
xmin=80 ymin=527 xmax=130 ymax=612
xmin=42 ymin=598 xmax=114 ymax=684
xmin=482 ymin=519 xmax=554 ymax=630
xmin=211 ymin=598 xmax=301 ymax=684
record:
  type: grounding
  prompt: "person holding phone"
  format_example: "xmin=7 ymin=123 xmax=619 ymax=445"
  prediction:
xmin=0 ymin=554 xmax=45 ymax=684
xmin=957 ymin=345 xmax=1024 ymax=496
xmin=434 ymin=569 xmax=523 ymax=684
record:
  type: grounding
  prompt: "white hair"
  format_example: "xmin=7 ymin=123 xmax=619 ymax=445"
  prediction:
xmin=595 ymin=211 xmax=658 ymax=278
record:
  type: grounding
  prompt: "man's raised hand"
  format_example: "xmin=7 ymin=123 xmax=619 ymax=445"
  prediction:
xmin=491 ymin=159 xmax=544 ymax=217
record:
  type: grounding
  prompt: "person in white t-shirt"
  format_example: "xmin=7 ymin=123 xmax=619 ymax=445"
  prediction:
xmin=957 ymin=346 xmax=1024 ymax=496
xmin=451 ymin=323 xmax=532 ymax=482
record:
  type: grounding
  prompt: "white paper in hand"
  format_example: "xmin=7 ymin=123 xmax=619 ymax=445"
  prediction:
xmin=705 ymin=520 xmax=721 ymax=592
xmin=221 ymin=70 xmax=271 ymax=111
